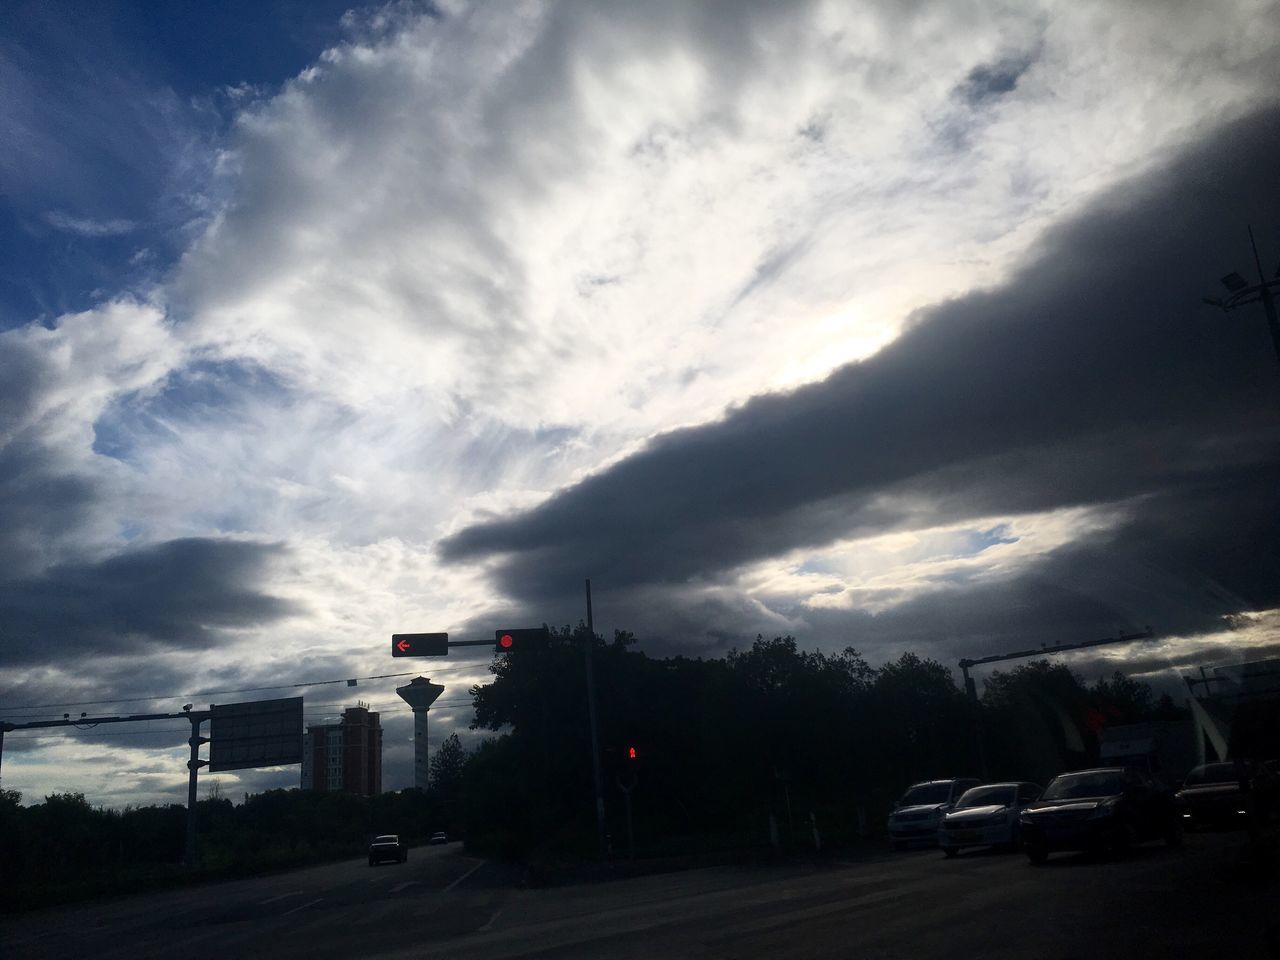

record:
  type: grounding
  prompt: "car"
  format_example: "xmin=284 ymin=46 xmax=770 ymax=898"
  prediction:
xmin=938 ymin=782 xmax=1042 ymax=857
xmin=429 ymin=831 xmax=449 ymax=845
xmin=1176 ymin=760 xmax=1277 ymax=829
xmin=887 ymin=778 xmax=981 ymax=848
xmin=368 ymin=834 xmax=408 ymax=866
xmin=1018 ymin=767 xmax=1182 ymax=863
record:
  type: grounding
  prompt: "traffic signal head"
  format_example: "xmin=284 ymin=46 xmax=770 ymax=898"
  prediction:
xmin=392 ymin=632 xmax=450 ymax=657
xmin=628 ymin=746 xmax=637 ymax=760
xmin=494 ymin=627 xmax=550 ymax=652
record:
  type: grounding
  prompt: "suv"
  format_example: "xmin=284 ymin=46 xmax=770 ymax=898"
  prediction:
xmin=368 ymin=834 xmax=408 ymax=866
xmin=888 ymin=778 xmax=981 ymax=848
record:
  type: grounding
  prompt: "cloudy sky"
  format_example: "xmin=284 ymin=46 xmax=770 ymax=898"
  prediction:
xmin=2 ymin=0 xmax=1278 ymax=807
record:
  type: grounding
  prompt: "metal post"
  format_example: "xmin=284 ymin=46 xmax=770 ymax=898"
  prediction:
xmin=185 ymin=714 xmax=208 ymax=869
xmin=962 ymin=664 xmax=988 ymax=778
xmin=624 ymin=788 xmax=634 ymax=859
xmin=584 ymin=579 xmax=607 ymax=857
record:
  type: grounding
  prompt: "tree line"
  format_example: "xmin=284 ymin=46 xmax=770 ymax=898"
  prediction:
xmin=458 ymin=625 xmax=1186 ymax=861
xmin=1 ymin=627 xmax=1184 ymax=906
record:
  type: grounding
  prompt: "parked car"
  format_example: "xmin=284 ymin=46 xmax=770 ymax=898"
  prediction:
xmin=1019 ymin=767 xmax=1181 ymax=863
xmin=887 ymin=778 xmax=981 ymax=848
xmin=368 ymin=834 xmax=408 ymax=865
xmin=1176 ymin=760 xmax=1277 ymax=829
xmin=429 ymin=831 xmax=449 ymax=845
xmin=938 ymin=782 xmax=1042 ymax=857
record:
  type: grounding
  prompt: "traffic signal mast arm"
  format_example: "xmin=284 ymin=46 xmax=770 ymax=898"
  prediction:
xmin=958 ymin=627 xmax=1154 ymax=671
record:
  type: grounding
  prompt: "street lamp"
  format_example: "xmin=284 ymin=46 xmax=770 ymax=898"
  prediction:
xmin=1202 ymin=226 xmax=1280 ymax=366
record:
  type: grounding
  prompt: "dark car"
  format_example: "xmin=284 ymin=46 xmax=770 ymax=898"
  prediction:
xmin=368 ymin=834 xmax=408 ymax=866
xmin=429 ymin=831 xmax=448 ymax=845
xmin=1176 ymin=760 xmax=1276 ymax=829
xmin=1019 ymin=767 xmax=1182 ymax=863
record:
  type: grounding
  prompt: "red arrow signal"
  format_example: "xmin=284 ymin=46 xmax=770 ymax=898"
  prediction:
xmin=391 ymin=632 xmax=449 ymax=657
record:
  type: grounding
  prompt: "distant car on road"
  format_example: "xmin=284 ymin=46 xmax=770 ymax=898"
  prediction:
xmin=888 ymin=778 xmax=981 ymax=848
xmin=429 ymin=831 xmax=449 ymax=845
xmin=368 ymin=834 xmax=408 ymax=866
xmin=1019 ymin=767 xmax=1181 ymax=863
xmin=1176 ymin=760 xmax=1276 ymax=829
xmin=938 ymin=782 xmax=1042 ymax=857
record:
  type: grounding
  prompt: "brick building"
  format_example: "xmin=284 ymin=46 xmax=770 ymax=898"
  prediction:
xmin=300 ymin=703 xmax=383 ymax=795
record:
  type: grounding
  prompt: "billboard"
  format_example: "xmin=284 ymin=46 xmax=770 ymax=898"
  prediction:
xmin=208 ymin=697 xmax=304 ymax=772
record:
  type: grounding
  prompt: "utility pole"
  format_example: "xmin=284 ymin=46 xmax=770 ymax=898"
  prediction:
xmin=584 ymin=579 xmax=607 ymax=857
xmin=1203 ymin=226 xmax=1280 ymax=367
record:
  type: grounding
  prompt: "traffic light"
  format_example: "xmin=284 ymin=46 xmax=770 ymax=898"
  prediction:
xmin=628 ymin=746 xmax=638 ymax=760
xmin=494 ymin=627 xmax=550 ymax=652
xmin=392 ymin=632 xmax=449 ymax=657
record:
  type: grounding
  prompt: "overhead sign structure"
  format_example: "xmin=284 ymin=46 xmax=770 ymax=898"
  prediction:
xmin=392 ymin=632 xmax=450 ymax=657
xmin=208 ymin=697 xmax=304 ymax=772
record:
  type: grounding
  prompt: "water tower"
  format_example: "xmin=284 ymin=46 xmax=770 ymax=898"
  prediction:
xmin=396 ymin=676 xmax=444 ymax=790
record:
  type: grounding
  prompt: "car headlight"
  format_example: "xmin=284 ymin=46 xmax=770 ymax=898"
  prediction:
xmin=1087 ymin=798 xmax=1120 ymax=820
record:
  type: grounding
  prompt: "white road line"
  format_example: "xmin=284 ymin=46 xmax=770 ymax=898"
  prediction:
xmin=478 ymin=907 xmax=504 ymax=932
xmin=389 ymin=880 xmax=420 ymax=893
xmin=258 ymin=890 xmax=304 ymax=905
xmin=280 ymin=897 xmax=323 ymax=917
xmin=442 ymin=860 xmax=485 ymax=893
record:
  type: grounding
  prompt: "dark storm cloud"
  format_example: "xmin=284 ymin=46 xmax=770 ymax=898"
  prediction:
xmin=0 ymin=537 xmax=296 ymax=666
xmin=441 ymin=104 xmax=1280 ymax=650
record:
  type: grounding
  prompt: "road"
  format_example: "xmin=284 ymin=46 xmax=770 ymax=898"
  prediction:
xmin=3 ymin=832 xmax=1277 ymax=959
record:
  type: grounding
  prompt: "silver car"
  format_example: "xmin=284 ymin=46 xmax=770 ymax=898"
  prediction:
xmin=888 ymin=778 xmax=981 ymax=848
xmin=938 ymin=782 xmax=1042 ymax=857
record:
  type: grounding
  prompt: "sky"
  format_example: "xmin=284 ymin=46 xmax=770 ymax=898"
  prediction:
xmin=2 ymin=0 xmax=1279 ymax=808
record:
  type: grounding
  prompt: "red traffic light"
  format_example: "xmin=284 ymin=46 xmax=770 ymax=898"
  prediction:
xmin=628 ymin=746 xmax=637 ymax=760
xmin=493 ymin=627 xmax=550 ymax=652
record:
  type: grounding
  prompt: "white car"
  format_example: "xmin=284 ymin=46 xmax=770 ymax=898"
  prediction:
xmin=938 ymin=781 xmax=1042 ymax=857
xmin=888 ymin=778 xmax=981 ymax=848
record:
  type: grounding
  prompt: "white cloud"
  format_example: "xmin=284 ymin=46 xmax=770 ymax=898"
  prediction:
xmin=43 ymin=211 xmax=138 ymax=237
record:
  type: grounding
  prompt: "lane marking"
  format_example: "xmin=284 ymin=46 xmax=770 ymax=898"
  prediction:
xmin=389 ymin=880 xmax=420 ymax=893
xmin=258 ymin=890 xmax=303 ymax=905
xmin=442 ymin=860 xmax=484 ymax=893
xmin=478 ymin=906 xmax=504 ymax=932
xmin=281 ymin=897 xmax=323 ymax=917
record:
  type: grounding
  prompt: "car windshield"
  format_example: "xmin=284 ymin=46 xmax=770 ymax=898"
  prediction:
xmin=374 ymin=836 xmax=398 ymax=843
xmin=1041 ymin=771 xmax=1126 ymax=800
xmin=900 ymin=783 xmax=953 ymax=806
xmin=1184 ymin=763 xmax=1244 ymax=785
xmin=955 ymin=785 xmax=1015 ymax=809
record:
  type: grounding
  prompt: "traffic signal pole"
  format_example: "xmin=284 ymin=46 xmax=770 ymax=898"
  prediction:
xmin=584 ymin=579 xmax=607 ymax=857
xmin=2 ymin=709 xmax=212 ymax=867
xmin=958 ymin=627 xmax=1154 ymax=777
xmin=185 ymin=713 xmax=209 ymax=867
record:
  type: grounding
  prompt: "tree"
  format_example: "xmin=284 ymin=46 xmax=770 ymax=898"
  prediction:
xmin=430 ymin=733 xmax=468 ymax=801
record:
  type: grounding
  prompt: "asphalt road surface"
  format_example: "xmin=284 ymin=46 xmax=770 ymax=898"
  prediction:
xmin=3 ymin=832 xmax=1277 ymax=959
